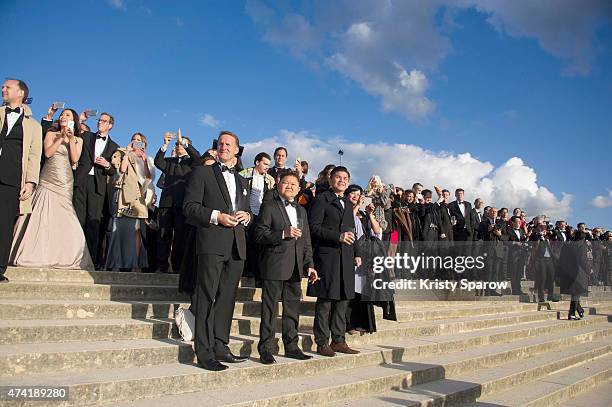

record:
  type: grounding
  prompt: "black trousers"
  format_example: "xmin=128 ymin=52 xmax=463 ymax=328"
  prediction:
xmin=507 ymin=253 xmax=523 ymax=293
xmin=73 ymin=177 xmax=107 ymax=268
xmin=313 ymin=298 xmax=349 ymax=346
xmin=244 ymin=215 xmax=261 ymax=280
xmin=157 ymin=207 xmax=186 ymax=272
xmin=534 ymin=257 xmax=555 ymax=300
xmin=484 ymin=255 xmax=504 ymax=294
xmin=258 ymin=268 xmax=302 ymax=354
xmin=194 ymin=247 xmax=244 ymax=362
xmin=0 ymin=183 xmax=20 ymax=274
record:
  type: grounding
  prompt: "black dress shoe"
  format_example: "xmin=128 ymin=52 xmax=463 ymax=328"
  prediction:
xmin=197 ymin=359 xmax=228 ymax=371
xmin=0 ymin=276 xmax=8 ymax=283
xmin=259 ymin=351 xmax=276 ymax=365
xmin=547 ymin=295 xmax=560 ymax=302
xmin=577 ymin=304 xmax=585 ymax=318
xmin=488 ymin=291 xmax=503 ymax=297
xmin=216 ymin=353 xmax=247 ymax=363
xmin=284 ymin=348 xmax=312 ymax=360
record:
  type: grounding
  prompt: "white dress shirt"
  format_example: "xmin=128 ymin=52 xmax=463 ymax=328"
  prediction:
xmin=458 ymin=201 xmax=466 ymax=218
xmin=0 ymin=107 xmax=23 ymax=157
xmin=210 ymin=164 xmax=239 ymax=225
xmin=89 ymin=134 xmax=109 ymax=175
xmin=250 ymin=173 xmax=265 ymax=216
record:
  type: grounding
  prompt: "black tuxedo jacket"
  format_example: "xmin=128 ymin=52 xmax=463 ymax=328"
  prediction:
xmin=449 ymin=200 xmax=473 ymax=239
xmin=307 ymin=189 xmax=358 ymax=300
xmin=154 ymin=145 xmax=201 ymax=208
xmin=508 ymin=228 xmax=527 ymax=242
xmin=267 ymin=166 xmax=286 ymax=181
xmin=253 ymin=195 xmax=314 ymax=280
xmin=183 ymin=163 xmax=251 ymax=259
xmin=470 ymin=208 xmax=483 ymax=240
xmin=74 ymin=131 xmax=119 ymax=195
xmin=478 ymin=218 xmax=508 ymax=242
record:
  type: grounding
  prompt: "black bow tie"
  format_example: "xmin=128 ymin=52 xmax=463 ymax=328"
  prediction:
xmin=284 ymin=200 xmax=297 ymax=208
xmin=5 ymin=106 xmax=21 ymax=115
xmin=220 ymin=164 xmax=235 ymax=174
xmin=96 ymin=134 xmax=107 ymax=141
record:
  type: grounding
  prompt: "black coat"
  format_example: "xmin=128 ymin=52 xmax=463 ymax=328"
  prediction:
xmin=307 ymin=189 xmax=358 ymax=300
xmin=470 ymin=208 xmax=483 ymax=241
xmin=154 ymin=145 xmax=201 ymax=208
xmin=558 ymin=241 xmax=590 ymax=296
xmin=182 ymin=164 xmax=251 ymax=259
xmin=253 ymin=195 xmax=314 ymax=280
xmin=448 ymin=200 xmax=473 ymax=241
xmin=73 ymin=131 xmax=119 ymax=195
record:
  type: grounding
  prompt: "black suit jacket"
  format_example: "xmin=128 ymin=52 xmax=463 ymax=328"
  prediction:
xmin=154 ymin=145 xmax=201 ymax=208
xmin=307 ymin=189 xmax=358 ymax=300
xmin=470 ymin=208 xmax=483 ymax=241
xmin=253 ymin=196 xmax=314 ymax=280
xmin=183 ymin=163 xmax=251 ymax=259
xmin=448 ymin=200 xmax=473 ymax=240
xmin=74 ymin=131 xmax=119 ymax=195
xmin=267 ymin=166 xmax=285 ymax=181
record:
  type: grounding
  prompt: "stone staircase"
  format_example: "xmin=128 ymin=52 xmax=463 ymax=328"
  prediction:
xmin=0 ymin=267 xmax=610 ymax=406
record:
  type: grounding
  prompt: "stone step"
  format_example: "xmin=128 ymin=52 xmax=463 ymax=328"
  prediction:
xmin=325 ymin=338 xmax=612 ymax=407
xmin=467 ymin=354 xmax=612 ymax=406
xmin=0 ymin=298 xmax=544 ymax=321
xmin=0 ymin=307 xmax=563 ymax=346
xmin=2 ymin=320 xmax=610 ymax=407
xmin=2 ymin=314 xmax=605 ymax=378
xmin=0 ymin=282 xmax=259 ymax=301
xmin=84 ymin=332 xmax=612 ymax=407
xmin=3 ymin=267 xmax=179 ymax=286
xmin=2 ymin=268 xmax=308 ymax=291
xmin=556 ymin=379 xmax=612 ymax=407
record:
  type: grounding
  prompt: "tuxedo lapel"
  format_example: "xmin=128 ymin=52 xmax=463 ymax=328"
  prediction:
xmin=233 ymin=172 xmax=244 ymax=210
xmin=275 ymin=196 xmax=291 ymax=228
xmin=213 ymin=163 xmax=232 ymax=209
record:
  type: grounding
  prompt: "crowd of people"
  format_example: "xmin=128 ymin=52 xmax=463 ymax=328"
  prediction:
xmin=1 ymin=78 xmax=611 ymax=371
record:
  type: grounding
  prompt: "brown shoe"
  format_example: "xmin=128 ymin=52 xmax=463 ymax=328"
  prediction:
xmin=317 ymin=344 xmax=336 ymax=357
xmin=331 ymin=342 xmax=360 ymax=354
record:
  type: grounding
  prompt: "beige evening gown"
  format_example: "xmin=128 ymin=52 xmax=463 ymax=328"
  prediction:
xmin=10 ymin=139 xmax=94 ymax=270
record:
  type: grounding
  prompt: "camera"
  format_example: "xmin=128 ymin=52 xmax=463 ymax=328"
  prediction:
xmin=133 ymin=141 xmax=145 ymax=150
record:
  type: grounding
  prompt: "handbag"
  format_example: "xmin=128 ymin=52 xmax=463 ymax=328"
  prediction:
xmin=174 ymin=307 xmax=195 ymax=342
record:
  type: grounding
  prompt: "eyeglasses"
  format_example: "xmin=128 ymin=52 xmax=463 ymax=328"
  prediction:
xmin=98 ymin=119 xmax=110 ymax=123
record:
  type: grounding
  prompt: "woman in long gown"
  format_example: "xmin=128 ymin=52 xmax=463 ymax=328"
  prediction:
xmin=10 ymin=109 xmax=94 ymax=270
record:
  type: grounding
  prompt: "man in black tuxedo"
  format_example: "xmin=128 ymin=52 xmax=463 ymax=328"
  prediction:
xmin=74 ymin=112 xmax=119 ymax=269
xmin=529 ymin=220 xmax=559 ymax=302
xmin=554 ymin=220 xmax=569 ymax=243
xmin=470 ymin=198 xmax=485 ymax=241
xmin=154 ymin=131 xmax=201 ymax=274
xmin=307 ymin=166 xmax=361 ymax=357
xmin=507 ymin=216 xmax=528 ymax=295
xmin=267 ymin=146 xmax=287 ymax=181
xmin=448 ymin=188 xmax=473 ymax=241
xmin=253 ymin=170 xmax=319 ymax=364
xmin=183 ymin=130 xmax=252 ymax=371
xmin=0 ymin=79 xmax=42 ymax=283
xmin=477 ymin=207 xmax=507 ymax=296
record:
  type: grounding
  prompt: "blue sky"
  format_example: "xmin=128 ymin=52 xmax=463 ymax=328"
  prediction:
xmin=3 ymin=0 xmax=611 ymax=228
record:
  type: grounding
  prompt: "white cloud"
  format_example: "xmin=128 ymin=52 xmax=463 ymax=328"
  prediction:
xmin=243 ymin=130 xmax=572 ymax=219
xmin=246 ymin=0 xmax=611 ymax=120
xmin=462 ymin=0 xmax=612 ymax=76
xmin=591 ymin=190 xmax=612 ymax=208
xmin=200 ymin=113 xmax=220 ymax=128
xmin=108 ymin=0 xmax=126 ymax=11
